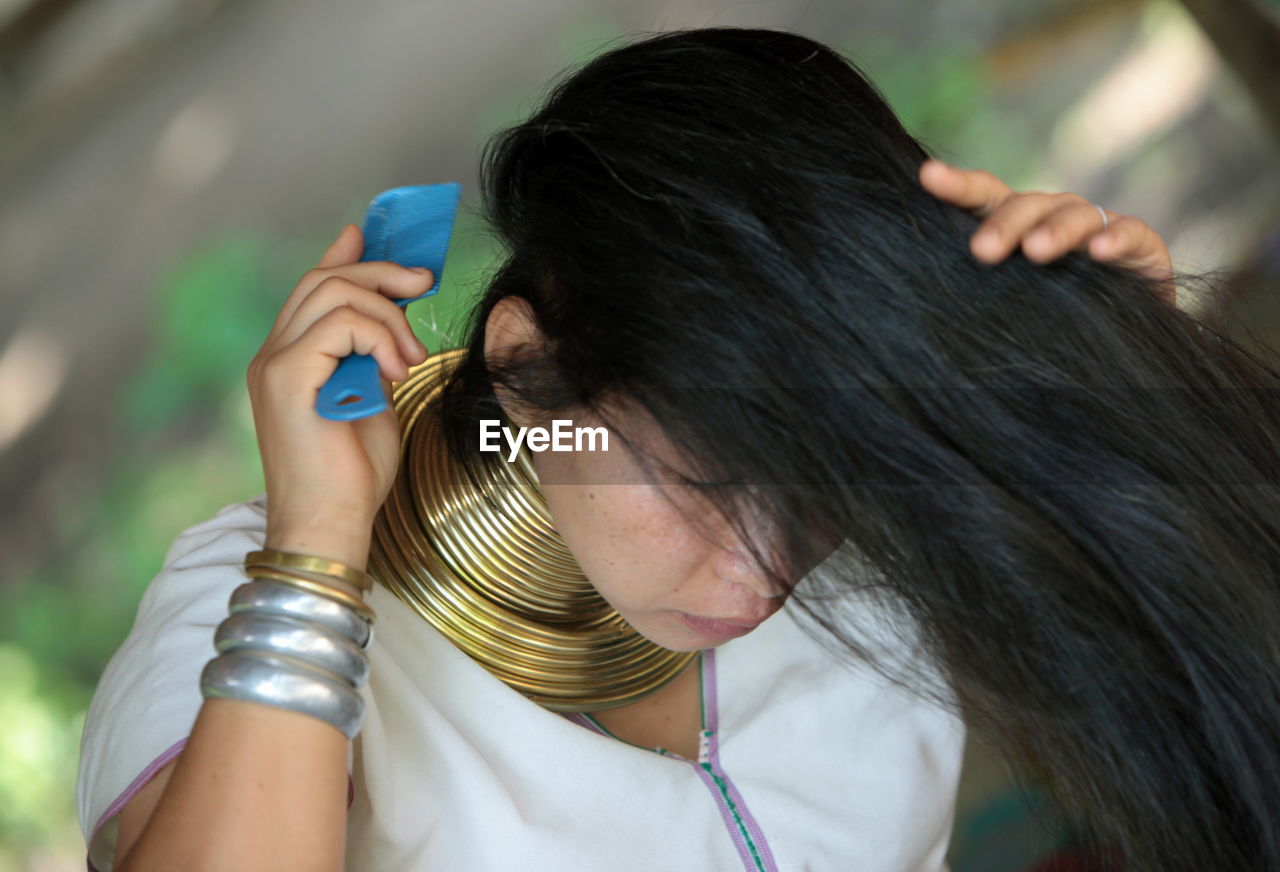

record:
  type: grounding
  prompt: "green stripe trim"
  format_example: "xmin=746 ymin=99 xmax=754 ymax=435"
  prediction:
xmin=701 ymin=761 xmax=767 ymax=872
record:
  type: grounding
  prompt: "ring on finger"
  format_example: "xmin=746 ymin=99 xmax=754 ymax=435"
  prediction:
xmin=1092 ymin=202 xmax=1110 ymax=232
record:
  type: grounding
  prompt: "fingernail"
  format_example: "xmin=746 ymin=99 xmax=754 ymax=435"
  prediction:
xmin=409 ymin=267 xmax=431 ymax=274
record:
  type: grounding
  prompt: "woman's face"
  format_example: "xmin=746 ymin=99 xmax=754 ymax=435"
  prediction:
xmin=528 ymin=403 xmax=789 ymax=651
xmin=484 ymin=297 xmax=824 ymax=651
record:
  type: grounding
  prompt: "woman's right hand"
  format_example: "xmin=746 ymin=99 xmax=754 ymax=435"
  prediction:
xmin=246 ymin=223 xmax=432 ymax=568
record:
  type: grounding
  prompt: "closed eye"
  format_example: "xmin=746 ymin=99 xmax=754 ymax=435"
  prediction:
xmin=677 ymin=476 xmax=743 ymax=491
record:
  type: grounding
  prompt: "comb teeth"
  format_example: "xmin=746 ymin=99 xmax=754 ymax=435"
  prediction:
xmin=361 ymin=183 xmax=463 ymax=307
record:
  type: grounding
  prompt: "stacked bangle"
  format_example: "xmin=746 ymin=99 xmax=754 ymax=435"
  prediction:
xmin=214 ymin=608 xmax=371 ymax=686
xmin=242 ymin=564 xmax=376 ymax=623
xmin=244 ymin=548 xmax=374 ymax=595
xmin=230 ymin=578 xmax=372 ymax=649
xmin=200 ymin=650 xmax=366 ymax=740
xmin=199 ymin=547 xmax=377 ymax=740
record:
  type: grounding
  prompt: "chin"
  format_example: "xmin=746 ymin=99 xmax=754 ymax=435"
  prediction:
xmin=656 ymin=636 xmax=709 ymax=653
xmin=618 ymin=613 xmax=706 ymax=652
xmin=628 ymin=612 xmax=763 ymax=651
xmin=628 ymin=623 xmax=705 ymax=653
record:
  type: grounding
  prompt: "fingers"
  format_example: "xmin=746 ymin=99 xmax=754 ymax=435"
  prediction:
xmin=974 ymin=196 xmax=1177 ymax=306
xmin=971 ymin=192 xmax=1175 ymax=301
xmin=970 ymin=192 xmax=1080 ymax=263
xmin=250 ymin=224 xmax=436 ymax=416
xmin=1017 ymin=198 xmax=1113 ymax=264
xmin=1086 ymin=215 xmax=1177 ymax=304
xmin=263 ymin=305 xmax=417 ymax=396
xmin=269 ymin=261 xmax=434 ymax=341
xmin=317 ymin=224 xmax=364 ymax=269
xmin=274 ymin=275 xmax=428 ymax=365
xmin=919 ymin=158 xmax=1014 ymax=218
xmin=923 ymin=158 xmax=1178 ymax=307
xmin=922 ymin=158 xmax=1114 ymax=264
xmin=1086 ymin=215 xmax=1173 ymax=277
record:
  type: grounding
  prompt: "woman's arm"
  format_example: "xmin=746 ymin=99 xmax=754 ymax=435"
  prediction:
xmin=113 ymin=223 xmax=429 ymax=870
xmin=115 ymin=698 xmax=350 ymax=871
xmin=113 ymin=528 xmax=370 ymax=872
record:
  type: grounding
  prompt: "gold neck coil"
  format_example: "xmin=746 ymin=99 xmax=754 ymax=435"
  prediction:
xmin=368 ymin=347 xmax=697 ymax=712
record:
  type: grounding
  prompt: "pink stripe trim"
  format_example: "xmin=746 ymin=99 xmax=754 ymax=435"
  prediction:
xmin=702 ymin=647 xmax=719 ymax=733
xmin=88 ymin=736 xmax=189 ymax=852
xmin=556 ymin=657 xmax=778 ymax=872
xmin=85 ymin=736 xmax=356 ymax=871
xmin=693 ymin=650 xmax=756 ymax=870
xmin=560 ymin=711 xmax=602 ymax=733
xmin=698 ymin=648 xmax=780 ymax=872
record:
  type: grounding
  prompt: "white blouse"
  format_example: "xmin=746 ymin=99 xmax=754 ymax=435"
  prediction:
xmin=76 ymin=492 xmax=965 ymax=871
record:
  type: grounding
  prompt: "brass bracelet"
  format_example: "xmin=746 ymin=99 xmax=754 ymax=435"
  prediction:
xmin=242 ymin=566 xmax=377 ymax=623
xmin=244 ymin=562 xmax=368 ymax=598
xmin=244 ymin=564 xmax=365 ymax=601
xmin=244 ymin=549 xmax=373 ymax=595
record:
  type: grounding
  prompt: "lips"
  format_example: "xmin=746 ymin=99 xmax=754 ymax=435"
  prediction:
xmin=705 ymin=616 xmax=763 ymax=629
xmin=674 ymin=611 xmax=766 ymax=641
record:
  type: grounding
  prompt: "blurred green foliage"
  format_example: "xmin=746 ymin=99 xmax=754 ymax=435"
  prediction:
xmin=117 ymin=234 xmax=284 ymax=432
xmin=846 ymin=41 xmax=1037 ymax=188
xmin=0 ymin=233 xmax=288 ymax=866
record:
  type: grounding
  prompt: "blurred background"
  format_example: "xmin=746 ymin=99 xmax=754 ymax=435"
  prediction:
xmin=0 ymin=0 xmax=1276 ymax=869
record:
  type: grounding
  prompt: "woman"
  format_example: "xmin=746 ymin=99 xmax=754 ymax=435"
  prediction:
xmin=76 ymin=26 xmax=1273 ymax=872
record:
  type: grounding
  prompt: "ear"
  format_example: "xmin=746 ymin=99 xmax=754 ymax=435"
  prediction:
xmin=484 ymin=296 xmax=542 ymax=361
xmin=484 ymin=296 xmax=545 ymax=428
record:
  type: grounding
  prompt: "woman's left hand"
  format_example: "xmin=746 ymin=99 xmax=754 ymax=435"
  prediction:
xmin=919 ymin=157 xmax=1175 ymax=306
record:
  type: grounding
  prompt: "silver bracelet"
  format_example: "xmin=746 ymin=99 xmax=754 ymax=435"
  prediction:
xmin=229 ymin=579 xmax=373 ymax=649
xmin=213 ymin=610 xmax=370 ymax=688
xmin=200 ymin=648 xmax=365 ymax=740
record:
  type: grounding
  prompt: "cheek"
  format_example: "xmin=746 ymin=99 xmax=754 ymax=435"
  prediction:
xmin=541 ymin=484 xmax=707 ymax=607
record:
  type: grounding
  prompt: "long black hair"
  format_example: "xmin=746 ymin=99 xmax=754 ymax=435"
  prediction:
xmin=430 ymin=26 xmax=1280 ymax=872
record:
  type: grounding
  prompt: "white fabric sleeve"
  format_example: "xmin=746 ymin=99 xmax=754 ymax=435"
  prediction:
xmin=74 ymin=493 xmax=357 ymax=871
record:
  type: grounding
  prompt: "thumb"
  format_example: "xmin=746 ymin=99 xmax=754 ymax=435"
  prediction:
xmin=316 ymin=223 xmax=364 ymax=269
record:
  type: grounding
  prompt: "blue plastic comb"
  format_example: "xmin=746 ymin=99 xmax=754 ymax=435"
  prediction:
xmin=315 ymin=182 xmax=462 ymax=420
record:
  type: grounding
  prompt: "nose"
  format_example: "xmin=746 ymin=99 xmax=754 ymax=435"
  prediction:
xmin=713 ymin=546 xmax=782 ymax=599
